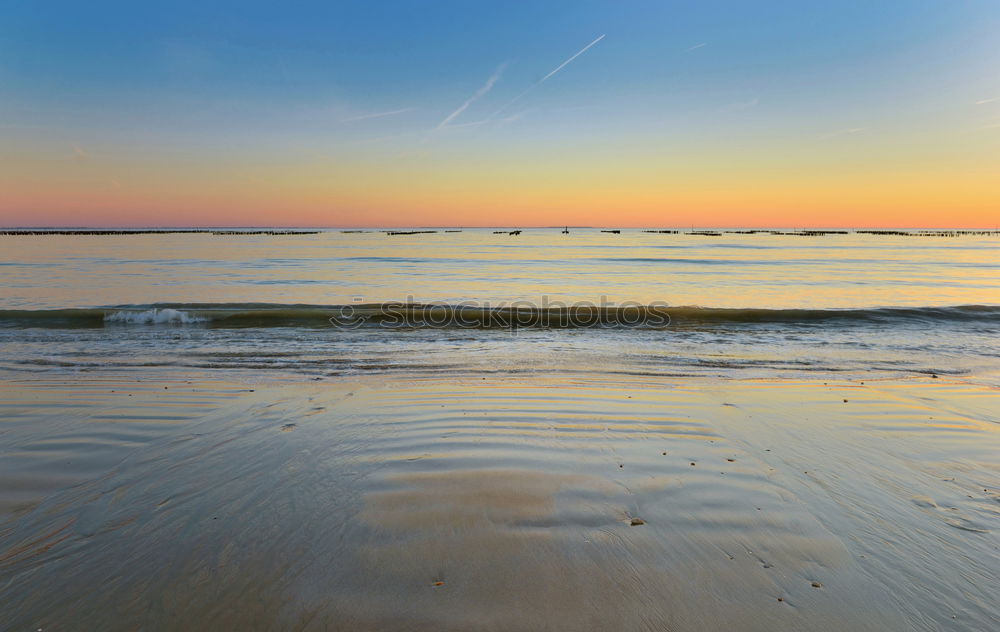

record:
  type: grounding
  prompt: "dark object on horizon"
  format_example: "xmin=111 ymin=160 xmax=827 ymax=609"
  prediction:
xmin=211 ymin=230 xmax=320 ymax=235
xmin=0 ymin=229 xmax=319 ymax=236
xmin=601 ymin=229 xmax=621 ymax=234
xmin=856 ymin=229 xmax=995 ymax=237
xmin=764 ymin=230 xmax=849 ymax=236
xmin=5 ymin=228 xmax=995 ymax=238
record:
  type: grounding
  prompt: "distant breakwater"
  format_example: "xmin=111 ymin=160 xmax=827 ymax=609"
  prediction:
xmin=2 ymin=229 xmax=998 ymax=238
xmin=0 ymin=230 xmax=320 ymax=236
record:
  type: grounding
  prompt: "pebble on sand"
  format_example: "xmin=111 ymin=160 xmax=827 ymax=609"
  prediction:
xmin=811 ymin=581 xmax=823 ymax=588
xmin=630 ymin=518 xmax=645 ymax=526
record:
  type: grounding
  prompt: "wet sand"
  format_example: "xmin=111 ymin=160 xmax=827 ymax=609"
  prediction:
xmin=1 ymin=373 xmax=998 ymax=630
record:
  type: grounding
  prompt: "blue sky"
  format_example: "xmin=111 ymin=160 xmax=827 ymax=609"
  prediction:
xmin=5 ymin=1 xmax=995 ymax=131
xmin=2 ymin=1 xmax=999 ymax=226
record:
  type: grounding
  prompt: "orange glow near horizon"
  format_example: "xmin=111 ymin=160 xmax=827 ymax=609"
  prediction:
xmin=3 ymin=136 xmax=998 ymax=228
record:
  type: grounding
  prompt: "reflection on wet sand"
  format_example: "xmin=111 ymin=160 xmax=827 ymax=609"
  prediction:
xmin=1 ymin=374 xmax=997 ymax=630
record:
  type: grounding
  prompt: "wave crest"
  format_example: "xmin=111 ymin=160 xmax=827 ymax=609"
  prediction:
xmin=104 ymin=308 xmax=207 ymax=325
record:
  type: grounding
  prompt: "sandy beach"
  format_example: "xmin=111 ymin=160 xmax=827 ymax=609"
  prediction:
xmin=2 ymin=371 xmax=997 ymax=630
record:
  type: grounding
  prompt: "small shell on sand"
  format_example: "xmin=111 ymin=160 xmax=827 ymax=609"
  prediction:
xmin=630 ymin=518 xmax=645 ymax=526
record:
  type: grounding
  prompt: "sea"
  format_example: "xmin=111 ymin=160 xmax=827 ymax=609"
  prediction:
xmin=1 ymin=228 xmax=999 ymax=631
xmin=1 ymin=228 xmax=998 ymax=384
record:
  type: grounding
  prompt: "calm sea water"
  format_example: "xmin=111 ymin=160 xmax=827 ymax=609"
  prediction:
xmin=1 ymin=228 xmax=998 ymax=382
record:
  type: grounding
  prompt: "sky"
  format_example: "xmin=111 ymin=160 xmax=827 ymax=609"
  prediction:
xmin=1 ymin=0 xmax=999 ymax=228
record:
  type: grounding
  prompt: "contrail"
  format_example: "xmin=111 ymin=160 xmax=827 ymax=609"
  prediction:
xmin=341 ymin=107 xmax=414 ymax=123
xmin=538 ymin=34 xmax=605 ymax=84
xmin=491 ymin=34 xmax=606 ymax=119
xmin=437 ymin=64 xmax=505 ymax=129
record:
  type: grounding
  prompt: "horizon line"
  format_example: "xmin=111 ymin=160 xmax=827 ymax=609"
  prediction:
xmin=2 ymin=225 xmax=998 ymax=231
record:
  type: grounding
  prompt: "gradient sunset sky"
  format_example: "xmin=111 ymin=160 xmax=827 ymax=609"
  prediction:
xmin=2 ymin=1 xmax=999 ymax=228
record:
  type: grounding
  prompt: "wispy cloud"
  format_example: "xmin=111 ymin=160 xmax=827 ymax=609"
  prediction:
xmin=441 ymin=120 xmax=491 ymax=130
xmin=491 ymin=34 xmax=606 ymax=119
xmin=717 ymin=98 xmax=758 ymax=113
xmin=818 ymin=127 xmax=866 ymax=140
xmin=684 ymin=43 xmax=706 ymax=53
xmin=437 ymin=64 xmax=506 ymax=129
xmin=975 ymin=97 xmax=999 ymax=105
xmin=349 ymin=129 xmax=427 ymax=146
xmin=341 ymin=107 xmax=414 ymax=123
xmin=439 ymin=111 xmax=526 ymax=131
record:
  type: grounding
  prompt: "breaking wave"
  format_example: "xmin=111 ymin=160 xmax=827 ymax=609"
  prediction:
xmin=103 ymin=308 xmax=208 ymax=325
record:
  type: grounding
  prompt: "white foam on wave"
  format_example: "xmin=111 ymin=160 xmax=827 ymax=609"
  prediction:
xmin=104 ymin=308 xmax=207 ymax=325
